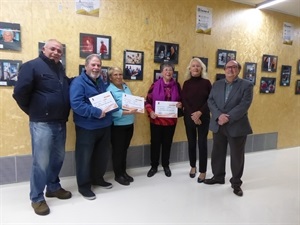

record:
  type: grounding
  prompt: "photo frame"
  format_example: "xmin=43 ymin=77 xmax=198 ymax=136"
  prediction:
xmin=79 ymin=64 xmax=110 ymax=86
xmin=216 ymin=49 xmax=237 ymax=68
xmin=0 ymin=22 xmax=21 ymax=51
xmin=123 ymin=50 xmax=144 ymax=80
xmin=154 ymin=41 xmax=179 ymax=64
xmin=39 ymin=42 xmax=66 ymax=69
xmin=153 ymin=70 xmax=178 ymax=83
xmin=192 ymin=56 xmax=208 ymax=71
xmin=295 ymin=80 xmax=300 ymax=94
xmin=0 ymin=59 xmax=22 ymax=86
xmin=243 ymin=62 xmax=257 ymax=85
xmin=80 ymin=33 xmax=111 ymax=60
xmin=280 ymin=65 xmax=291 ymax=86
xmin=260 ymin=77 xmax=276 ymax=94
xmin=216 ymin=73 xmax=225 ymax=81
xmin=297 ymin=60 xmax=300 ymax=75
xmin=262 ymin=54 xmax=278 ymax=72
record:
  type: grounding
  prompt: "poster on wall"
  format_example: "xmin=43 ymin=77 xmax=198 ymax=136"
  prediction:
xmin=196 ymin=6 xmax=212 ymax=35
xmin=154 ymin=42 xmax=179 ymax=64
xmin=279 ymin=65 xmax=291 ymax=86
xmin=38 ymin=42 xmax=66 ymax=69
xmin=0 ymin=60 xmax=22 ymax=86
xmin=283 ymin=22 xmax=293 ymax=45
xmin=75 ymin=0 xmax=100 ymax=17
xmin=0 ymin=22 xmax=21 ymax=51
xmin=123 ymin=50 xmax=144 ymax=80
xmin=260 ymin=77 xmax=276 ymax=94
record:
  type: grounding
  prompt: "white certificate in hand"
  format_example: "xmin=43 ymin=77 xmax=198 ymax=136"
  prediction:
xmin=155 ymin=101 xmax=178 ymax=118
xmin=122 ymin=93 xmax=144 ymax=113
xmin=89 ymin=91 xmax=118 ymax=113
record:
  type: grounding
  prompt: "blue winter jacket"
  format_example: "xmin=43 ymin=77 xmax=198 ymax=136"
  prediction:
xmin=13 ymin=52 xmax=71 ymax=122
xmin=70 ymin=71 xmax=113 ymax=130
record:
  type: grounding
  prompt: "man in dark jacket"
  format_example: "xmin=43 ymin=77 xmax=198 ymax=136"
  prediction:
xmin=13 ymin=39 xmax=72 ymax=216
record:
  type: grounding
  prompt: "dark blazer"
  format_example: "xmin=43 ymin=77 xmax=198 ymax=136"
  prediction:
xmin=208 ymin=77 xmax=253 ymax=137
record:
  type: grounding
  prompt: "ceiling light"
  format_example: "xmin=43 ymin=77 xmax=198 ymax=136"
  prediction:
xmin=256 ymin=0 xmax=286 ymax=9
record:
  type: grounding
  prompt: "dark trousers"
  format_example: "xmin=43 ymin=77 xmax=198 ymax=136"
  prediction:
xmin=75 ymin=125 xmax=111 ymax=192
xmin=150 ymin=123 xmax=176 ymax=168
xmin=211 ymin=125 xmax=247 ymax=187
xmin=111 ymin=124 xmax=134 ymax=177
xmin=184 ymin=115 xmax=209 ymax=173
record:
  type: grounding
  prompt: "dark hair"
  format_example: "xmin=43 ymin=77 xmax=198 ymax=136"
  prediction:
xmin=160 ymin=61 xmax=175 ymax=72
xmin=224 ymin=60 xmax=242 ymax=70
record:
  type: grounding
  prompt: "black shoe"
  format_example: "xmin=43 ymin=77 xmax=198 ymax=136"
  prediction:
xmin=79 ymin=189 xmax=96 ymax=200
xmin=189 ymin=167 xmax=196 ymax=178
xmin=93 ymin=178 xmax=113 ymax=189
xmin=197 ymin=177 xmax=204 ymax=183
xmin=163 ymin=166 xmax=172 ymax=177
xmin=115 ymin=176 xmax=130 ymax=186
xmin=233 ymin=187 xmax=243 ymax=197
xmin=204 ymin=177 xmax=225 ymax=185
xmin=123 ymin=172 xmax=134 ymax=182
xmin=147 ymin=167 xmax=157 ymax=177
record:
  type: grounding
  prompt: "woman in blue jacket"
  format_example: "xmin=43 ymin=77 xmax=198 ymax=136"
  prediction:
xmin=106 ymin=67 xmax=138 ymax=186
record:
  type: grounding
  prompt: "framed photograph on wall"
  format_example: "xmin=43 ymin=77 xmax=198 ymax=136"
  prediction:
xmin=280 ymin=65 xmax=291 ymax=86
xmin=262 ymin=54 xmax=278 ymax=72
xmin=39 ymin=42 xmax=66 ymax=69
xmin=243 ymin=62 xmax=257 ymax=85
xmin=216 ymin=49 xmax=236 ymax=68
xmin=192 ymin=56 xmax=208 ymax=71
xmin=260 ymin=77 xmax=276 ymax=94
xmin=0 ymin=22 xmax=21 ymax=51
xmin=153 ymin=70 xmax=178 ymax=83
xmin=154 ymin=41 xmax=179 ymax=64
xmin=124 ymin=50 xmax=144 ymax=80
xmin=80 ymin=33 xmax=111 ymax=60
xmin=0 ymin=59 xmax=22 ymax=86
xmin=295 ymin=80 xmax=300 ymax=94
xmin=297 ymin=60 xmax=300 ymax=75
xmin=79 ymin=65 xmax=110 ymax=86
xmin=216 ymin=73 xmax=225 ymax=81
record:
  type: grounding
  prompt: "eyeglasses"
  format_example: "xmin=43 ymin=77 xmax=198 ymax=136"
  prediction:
xmin=225 ymin=65 xmax=238 ymax=70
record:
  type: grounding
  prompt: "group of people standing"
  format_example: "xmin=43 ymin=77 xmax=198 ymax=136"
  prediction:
xmin=12 ymin=38 xmax=253 ymax=216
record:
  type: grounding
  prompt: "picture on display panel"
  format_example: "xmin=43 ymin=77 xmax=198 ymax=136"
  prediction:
xmin=295 ymin=80 xmax=300 ymax=94
xmin=262 ymin=54 xmax=278 ymax=72
xmin=243 ymin=62 xmax=257 ymax=85
xmin=39 ymin=42 xmax=66 ymax=69
xmin=260 ymin=77 xmax=276 ymax=94
xmin=280 ymin=65 xmax=291 ymax=86
xmin=216 ymin=73 xmax=225 ymax=81
xmin=123 ymin=50 xmax=144 ymax=81
xmin=80 ymin=33 xmax=111 ymax=60
xmin=216 ymin=49 xmax=236 ymax=68
xmin=0 ymin=59 xmax=22 ymax=86
xmin=0 ymin=22 xmax=21 ymax=51
xmin=297 ymin=60 xmax=300 ymax=75
xmin=154 ymin=41 xmax=179 ymax=64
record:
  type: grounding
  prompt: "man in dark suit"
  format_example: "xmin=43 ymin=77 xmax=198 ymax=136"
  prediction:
xmin=204 ymin=60 xmax=253 ymax=197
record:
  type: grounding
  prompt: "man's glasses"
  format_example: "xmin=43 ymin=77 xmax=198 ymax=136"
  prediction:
xmin=225 ymin=65 xmax=238 ymax=70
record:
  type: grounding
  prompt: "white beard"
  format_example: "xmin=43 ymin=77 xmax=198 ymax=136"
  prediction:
xmin=89 ymin=72 xmax=100 ymax=80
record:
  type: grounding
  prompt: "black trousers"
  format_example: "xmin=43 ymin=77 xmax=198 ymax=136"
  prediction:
xmin=150 ymin=123 xmax=176 ymax=168
xmin=75 ymin=125 xmax=111 ymax=192
xmin=111 ymin=124 xmax=134 ymax=177
xmin=183 ymin=115 xmax=210 ymax=173
xmin=211 ymin=125 xmax=247 ymax=187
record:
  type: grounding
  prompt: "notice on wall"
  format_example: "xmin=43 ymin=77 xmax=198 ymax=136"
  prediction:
xmin=283 ymin=22 xmax=293 ymax=45
xmin=196 ymin=6 xmax=212 ymax=35
xmin=75 ymin=0 xmax=100 ymax=17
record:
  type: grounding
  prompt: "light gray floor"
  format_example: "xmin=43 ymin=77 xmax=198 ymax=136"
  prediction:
xmin=0 ymin=147 xmax=299 ymax=225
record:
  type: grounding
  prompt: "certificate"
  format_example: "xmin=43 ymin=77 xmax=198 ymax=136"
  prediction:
xmin=155 ymin=101 xmax=178 ymax=118
xmin=122 ymin=93 xmax=144 ymax=113
xmin=89 ymin=91 xmax=118 ymax=113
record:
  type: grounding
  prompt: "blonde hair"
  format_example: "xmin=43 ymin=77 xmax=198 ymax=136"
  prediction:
xmin=108 ymin=66 xmax=123 ymax=77
xmin=185 ymin=58 xmax=208 ymax=80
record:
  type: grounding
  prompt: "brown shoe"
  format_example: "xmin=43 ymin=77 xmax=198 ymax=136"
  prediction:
xmin=31 ymin=200 xmax=50 ymax=216
xmin=45 ymin=188 xmax=72 ymax=199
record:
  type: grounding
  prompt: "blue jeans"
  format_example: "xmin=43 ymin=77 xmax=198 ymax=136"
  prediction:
xmin=29 ymin=122 xmax=66 ymax=203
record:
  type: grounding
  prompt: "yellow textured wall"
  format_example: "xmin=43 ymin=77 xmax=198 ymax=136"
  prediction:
xmin=0 ymin=0 xmax=299 ymax=157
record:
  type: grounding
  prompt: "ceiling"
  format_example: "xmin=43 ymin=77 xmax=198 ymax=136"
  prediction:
xmin=231 ymin=0 xmax=300 ymax=17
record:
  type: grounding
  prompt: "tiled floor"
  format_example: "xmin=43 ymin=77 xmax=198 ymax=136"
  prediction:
xmin=0 ymin=147 xmax=299 ymax=225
